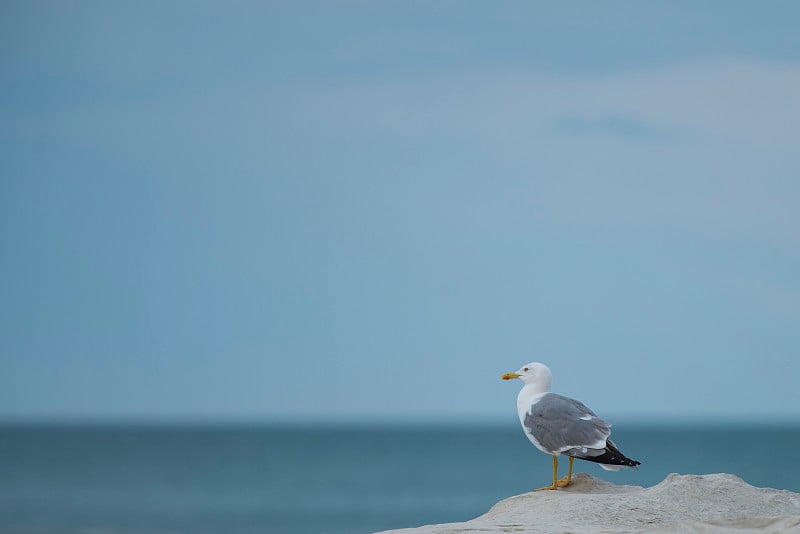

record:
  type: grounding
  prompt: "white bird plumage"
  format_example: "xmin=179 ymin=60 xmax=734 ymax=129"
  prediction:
xmin=502 ymin=362 xmax=640 ymax=490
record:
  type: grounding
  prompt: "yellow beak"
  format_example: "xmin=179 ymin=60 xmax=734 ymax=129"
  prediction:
xmin=501 ymin=372 xmax=520 ymax=380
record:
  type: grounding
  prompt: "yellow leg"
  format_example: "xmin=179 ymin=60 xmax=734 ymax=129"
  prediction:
xmin=535 ymin=456 xmax=560 ymax=491
xmin=536 ymin=456 xmax=574 ymax=491
xmin=556 ymin=456 xmax=574 ymax=488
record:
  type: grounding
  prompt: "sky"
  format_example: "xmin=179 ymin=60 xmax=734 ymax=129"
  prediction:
xmin=2 ymin=1 xmax=799 ymax=424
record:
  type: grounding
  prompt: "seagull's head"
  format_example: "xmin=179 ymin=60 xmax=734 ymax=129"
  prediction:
xmin=501 ymin=362 xmax=552 ymax=390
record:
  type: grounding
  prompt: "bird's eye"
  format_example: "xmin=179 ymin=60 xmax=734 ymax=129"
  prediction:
xmin=523 ymin=367 xmax=529 ymax=372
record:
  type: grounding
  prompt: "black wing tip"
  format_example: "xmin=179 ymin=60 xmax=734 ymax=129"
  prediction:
xmin=602 ymin=454 xmax=641 ymax=467
xmin=574 ymin=441 xmax=641 ymax=467
xmin=606 ymin=440 xmax=640 ymax=467
xmin=572 ymin=450 xmax=641 ymax=467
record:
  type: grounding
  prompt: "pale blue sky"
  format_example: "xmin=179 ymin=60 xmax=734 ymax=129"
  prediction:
xmin=2 ymin=1 xmax=799 ymax=422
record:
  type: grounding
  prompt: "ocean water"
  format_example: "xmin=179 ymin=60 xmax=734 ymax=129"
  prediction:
xmin=0 ymin=423 xmax=798 ymax=534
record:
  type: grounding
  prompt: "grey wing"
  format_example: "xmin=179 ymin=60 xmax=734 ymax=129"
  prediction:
xmin=523 ymin=393 xmax=611 ymax=454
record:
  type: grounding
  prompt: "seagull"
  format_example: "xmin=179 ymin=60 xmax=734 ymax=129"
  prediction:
xmin=502 ymin=362 xmax=640 ymax=490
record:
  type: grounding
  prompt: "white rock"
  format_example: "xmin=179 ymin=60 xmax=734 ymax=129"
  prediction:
xmin=376 ymin=473 xmax=800 ymax=534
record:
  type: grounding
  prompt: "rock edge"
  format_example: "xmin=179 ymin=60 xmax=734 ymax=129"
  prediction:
xmin=376 ymin=473 xmax=800 ymax=534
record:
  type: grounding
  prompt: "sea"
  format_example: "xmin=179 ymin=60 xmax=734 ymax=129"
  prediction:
xmin=1 ymin=422 xmax=798 ymax=534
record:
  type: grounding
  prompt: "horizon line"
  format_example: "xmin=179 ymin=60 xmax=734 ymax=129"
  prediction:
xmin=0 ymin=413 xmax=798 ymax=429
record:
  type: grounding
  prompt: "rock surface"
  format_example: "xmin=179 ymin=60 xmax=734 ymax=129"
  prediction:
xmin=377 ymin=473 xmax=800 ymax=534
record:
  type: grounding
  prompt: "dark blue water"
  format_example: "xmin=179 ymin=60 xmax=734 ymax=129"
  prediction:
xmin=0 ymin=423 xmax=798 ymax=534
